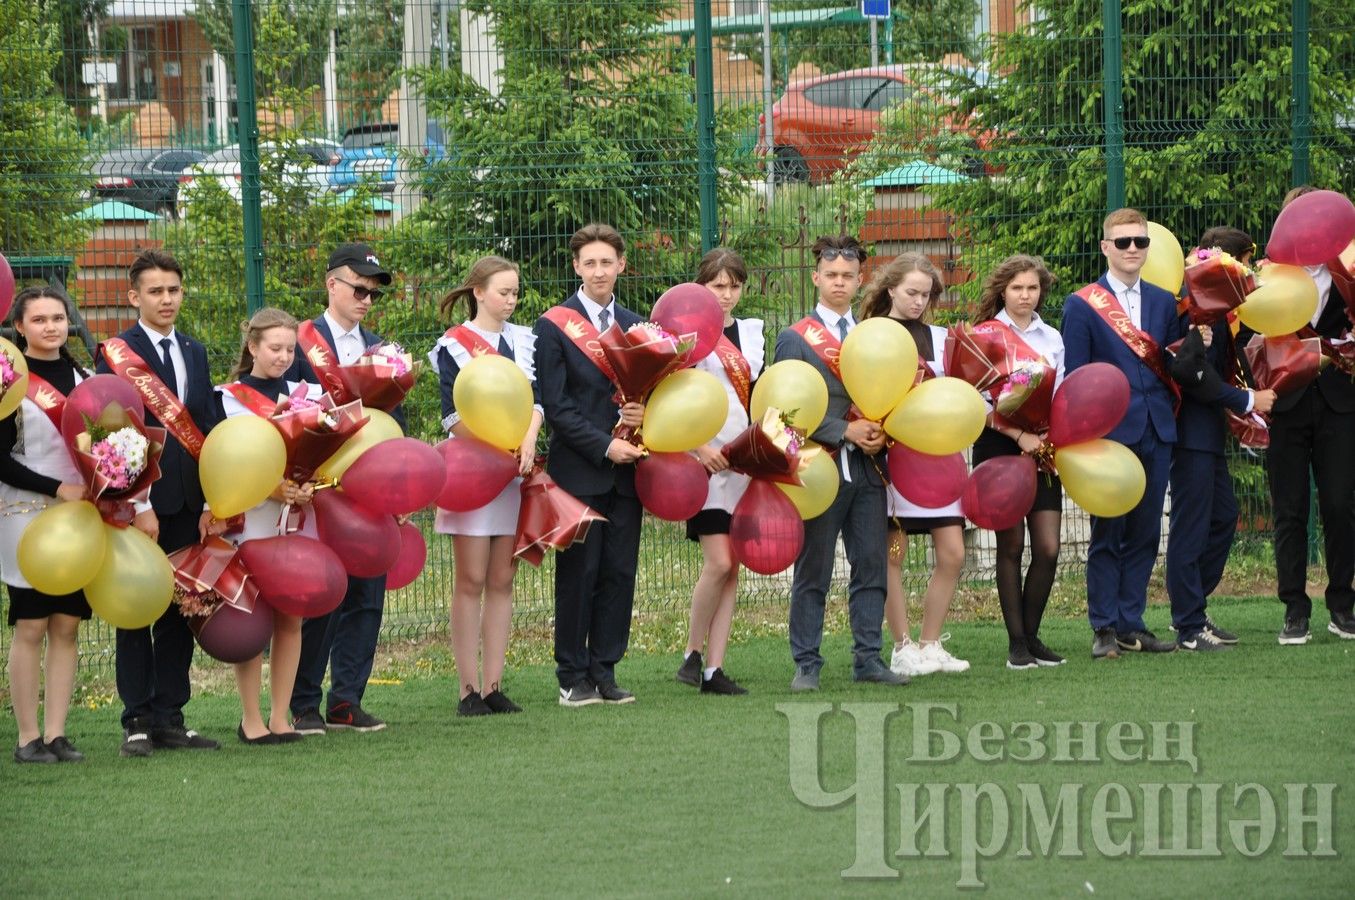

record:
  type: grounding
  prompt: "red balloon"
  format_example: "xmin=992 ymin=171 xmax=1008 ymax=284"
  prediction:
xmin=730 ymin=479 xmax=804 ymax=575
xmin=962 ymin=456 xmax=1038 ymax=531
xmin=188 ymin=601 xmax=274 ymax=663
xmin=310 ymin=488 xmax=401 ymax=578
xmin=341 ymin=437 xmax=444 ymax=515
xmin=60 ymin=373 xmax=145 ymax=444
xmin=238 ymin=535 xmax=347 ymax=618
xmin=651 ymin=282 xmax=725 ymax=365
xmin=387 ymin=523 xmax=427 ymax=590
xmin=0 ymin=252 xmax=14 ymax=323
xmin=1267 ymin=190 xmax=1355 ymax=266
xmin=635 ymin=452 xmax=709 ymax=521
xmin=435 ymin=437 xmax=519 ymax=512
xmin=886 ymin=443 xmax=967 ymax=508
xmin=1048 ymin=363 xmax=1129 ymax=447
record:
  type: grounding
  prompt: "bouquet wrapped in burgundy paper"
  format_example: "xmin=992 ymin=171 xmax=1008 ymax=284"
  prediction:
xmin=945 ymin=323 xmax=1056 ymax=433
xmin=720 ymin=407 xmax=817 ymax=486
xmin=169 ymin=536 xmax=259 ymax=617
xmin=1226 ymin=410 xmax=1270 ymax=450
xmin=1328 ymin=241 xmax=1355 ymax=322
xmin=912 ymin=357 xmax=935 ymax=387
xmin=334 ymin=341 xmax=419 ymax=412
xmin=68 ymin=404 xmax=166 ymax=523
xmin=269 ymin=385 xmax=368 ymax=483
xmin=598 ymin=322 xmax=696 ymax=442
xmin=514 ymin=467 xmax=607 ymax=566
xmin=1245 ymin=334 xmax=1325 ymax=396
xmin=1182 ymin=248 xmax=1256 ymax=325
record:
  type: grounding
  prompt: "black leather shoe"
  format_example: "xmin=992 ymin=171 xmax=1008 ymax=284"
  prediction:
xmin=237 ymin=724 xmax=280 ymax=745
xmin=152 ymin=725 xmax=220 ymax=751
xmin=596 ymin=682 xmax=636 ymax=704
xmin=1328 ymin=610 xmax=1355 ymax=640
xmin=1091 ymin=627 xmax=1120 ymax=659
xmin=14 ymin=738 xmax=58 ymax=764
xmin=1116 ymin=629 xmax=1177 ymax=653
xmin=676 ymin=650 xmax=702 ymax=687
xmin=45 ymin=736 xmax=85 ymax=762
xmin=271 ymin=730 xmax=305 ymax=743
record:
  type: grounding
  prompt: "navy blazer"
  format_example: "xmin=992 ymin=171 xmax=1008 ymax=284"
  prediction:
xmin=286 ymin=314 xmax=408 ymax=432
xmin=96 ymin=325 xmax=217 ymax=516
xmin=1061 ymin=276 xmax=1185 ymax=445
xmin=1171 ymin=323 xmax=1251 ymax=455
xmin=533 ymin=293 xmax=643 ymax=498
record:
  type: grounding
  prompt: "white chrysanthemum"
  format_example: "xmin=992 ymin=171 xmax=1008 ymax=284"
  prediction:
xmin=106 ymin=427 xmax=149 ymax=477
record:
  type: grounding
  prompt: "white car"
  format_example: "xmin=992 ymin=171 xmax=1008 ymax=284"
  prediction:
xmin=178 ymin=139 xmax=340 ymax=212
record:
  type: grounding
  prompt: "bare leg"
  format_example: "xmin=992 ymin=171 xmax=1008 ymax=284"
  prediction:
xmin=700 ymin=535 xmax=739 ymax=670
xmin=688 ymin=534 xmax=736 ymax=657
xmin=918 ymin=525 xmax=965 ymax=642
xmin=480 ymin=535 xmax=517 ymax=692
xmin=267 ymin=613 xmax=302 ymax=734
xmin=235 ymin=654 xmax=267 ymax=739
xmin=451 ymin=535 xmax=491 ymax=698
xmin=41 ymin=614 xmax=81 ymax=741
xmin=883 ymin=528 xmax=911 ymax=643
xmin=8 ymin=618 xmax=46 ymax=746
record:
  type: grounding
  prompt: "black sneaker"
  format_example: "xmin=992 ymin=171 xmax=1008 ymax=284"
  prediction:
xmin=1007 ymin=645 xmax=1039 ymax=669
xmin=1278 ymin=616 xmax=1310 ymax=645
xmin=676 ymin=650 xmax=703 ymax=687
xmin=120 ymin=720 xmax=154 ymax=758
xmin=700 ymin=668 xmax=748 ymax=695
xmin=483 ymin=689 xmax=522 ymax=714
xmin=1202 ymin=618 xmax=1239 ymax=644
xmin=1116 ymin=629 xmax=1176 ymax=653
xmin=1328 ymin=610 xmax=1355 ymax=640
xmin=596 ymin=682 xmax=637 ymax=704
xmin=44 ymin=736 xmax=85 ymax=762
xmin=326 ymin=703 xmax=386 ymax=732
xmin=1027 ymin=637 xmax=1065 ymax=667
xmin=292 ymin=708 xmax=327 ymax=736
xmin=14 ymin=738 xmax=58 ymax=764
xmin=1091 ymin=627 xmax=1120 ymax=659
xmin=457 ymin=691 xmax=493 ymax=717
xmin=1179 ymin=629 xmax=1231 ymax=652
xmin=558 ymin=681 xmax=603 ymax=707
xmin=152 ymin=725 xmax=220 ymax=751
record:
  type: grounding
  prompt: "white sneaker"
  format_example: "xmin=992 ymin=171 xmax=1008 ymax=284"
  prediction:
xmin=916 ymin=635 xmax=970 ymax=674
xmin=890 ymin=641 xmax=923 ymax=676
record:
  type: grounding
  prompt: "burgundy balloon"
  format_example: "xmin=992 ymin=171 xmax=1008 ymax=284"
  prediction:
xmin=651 ymin=282 xmax=725 ymax=365
xmin=1266 ymin=190 xmax=1355 ymax=266
xmin=60 ymin=374 xmax=146 ymax=444
xmin=237 ymin=534 xmax=348 ymax=618
xmin=729 ymin=479 xmax=804 ymax=575
xmin=341 ymin=437 xmax=445 ymax=515
xmin=635 ymin=452 xmax=710 ymax=521
xmin=1048 ymin=363 xmax=1130 ymax=447
xmin=310 ymin=488 xmax=401 ymax=578
xmin=435 ymin=437 xmax=519 ymax=512
xmin=962 ymin=456 xmax=1038 ymax=531
xmin=0 ymin=252 xmax=14 ymax=322
xmin=387 ymin=523 xmax=427 ymax=591
xmin=886 ymin=443 xmax=967 ymax=509
xmin=189 ymin=601 xmax=274 ymax=663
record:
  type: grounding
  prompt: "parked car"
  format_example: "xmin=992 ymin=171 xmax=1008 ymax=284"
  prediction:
xmin=330 ymin=121 xmax=447 ymax=193
xmin=759 ymin=64 xmax=993 ymax=184
xmin=178 ymin=139 xmax=341 ymax=210
xmin=90 ymin=147 xmax=207 ymax=217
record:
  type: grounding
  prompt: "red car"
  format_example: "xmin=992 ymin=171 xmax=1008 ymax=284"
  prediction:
xmin=759 ymin=64 xmax=991 ymax=184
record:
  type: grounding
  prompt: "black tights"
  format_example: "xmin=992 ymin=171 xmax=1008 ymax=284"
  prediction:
xmin=995 ymin=510 xmax=1061 ymax=648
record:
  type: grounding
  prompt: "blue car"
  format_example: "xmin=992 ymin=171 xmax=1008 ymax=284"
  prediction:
xmin=330 ymin=121 xmax=447 ymax=193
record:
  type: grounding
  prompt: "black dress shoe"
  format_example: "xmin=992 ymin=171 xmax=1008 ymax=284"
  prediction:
xmin=1116 ymin=629 xmax=1176 ymax=653
xmin=237 ymin=724 xmax=281 ymax=745
xmin=676 ymin=650 xmax=702 ymax=686
xmin=14 ymin=738 xmax=58 ymax=764
xmin=457 ymin=691 xmax=493 ymax=717
xmin=596 ymin=682 xmax=636 ymax=704
xmin=152 ymin=725 xmax=221 ymax=751
xmin=1092 ymin=627 xmax=1120 ymax=659
xmin=45 ymin=736 xmax=85 ymax=762
xmin=482 ymin=690 xmax=522 ymax=714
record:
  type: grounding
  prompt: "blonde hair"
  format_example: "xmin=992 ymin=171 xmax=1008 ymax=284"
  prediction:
xmin=229 ymin=307 xmax=298 ymax=381
xmin=440 ymin=255 xmax=519 ymax=321
xmin=859 ymin=253 xmax=944 ymax=321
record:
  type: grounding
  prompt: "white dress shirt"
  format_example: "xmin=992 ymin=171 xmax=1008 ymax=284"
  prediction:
xmin=323 ymin=310 xmax=366 ymax=365
xmin=1104 ymin=274 xmax=1143 ymax=331
xmin=575 ymin=289 xmax=617 ymax=333
xmin=137 ymin=321 xmax=187 ymax=398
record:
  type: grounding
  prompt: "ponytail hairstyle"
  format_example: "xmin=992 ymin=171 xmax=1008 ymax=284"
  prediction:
xmin=859 ymin=252 xmax=943 ymax=321
xmin=440 ymin=255 xmax=519 ymax=322
xmin=10 ymin=283 xmax=90 ymax=377
xmin=229 ymin=307 xmax=298 ymax=381
xmin=973 ymin=255 xmax=1055 ymax=324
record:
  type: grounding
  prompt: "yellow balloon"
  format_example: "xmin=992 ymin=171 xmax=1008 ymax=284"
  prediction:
xmin=453 ymin=354 xmax=533 ymax=451
xmin=840 ymin=317 xmax=918 ymax=420
xmin=1055 ymin=439 xmax=1146 ymax=518
xmin=200 ymin=416 xmax=287 ymax=518
xmin=1236 ymin=264 xmax=1319 ymax=336
xmin=775 ymin=443 xmax=839 ymax=519
xmin=84 ymin=524 xmax=174 ymax=629
xmin=315 ymin=407 xmax=402 ymax=482
xmin=750 ymin=360 xmax=829 ymax=434
xmin=1141 ymin=222 xmax=1185 ymax=295
xmin=883 ymin=377 xmax=986 ymax=455
xmin=642 ymin=369 xmax=727 ymax=453
xmin=17 ymin=500 xmax=107 ymax=594
xmin=0 ymin=337 xmax=29 ymax=420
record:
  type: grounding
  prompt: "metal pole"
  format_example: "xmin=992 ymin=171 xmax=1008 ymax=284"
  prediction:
xmin=870 ymin=19 xmax=878 ymax=67
xmin=761 ymin=0 xmax=775 ymax=204
xmin=395 ymin=0 xmax=432 ymax=225
xmin=231 ymin=0 xmax=265 ymax=315
xmin=1291 ymin=0 xmax=1311 ymax=188
xmin=884 ymin=13 xmax=893 ymax=65
xmin=693 ymin=0 xmax=718 ymax=252
xmin=1101 ymin=0 xmax=1125 ymax=212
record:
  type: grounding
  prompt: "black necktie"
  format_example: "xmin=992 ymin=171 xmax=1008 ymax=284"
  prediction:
xmin=598 ymin=308 xmax=611 ymax=332
xmin=498 ymin=334 xmax=515 ymax=362
xmin=159 ymin=337 xmax=179 ymax=397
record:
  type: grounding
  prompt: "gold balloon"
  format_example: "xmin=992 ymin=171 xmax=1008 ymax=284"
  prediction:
xmin=17 ymin=500 xmax=107 ymax=594
xmin=84 ymin=523 xmax=174 ymax=629
xmin=839 ymin=317 xmax=918 ymax=420
xmin=775 ymin=442 xmax=839 ymax=519
xmin=453 ymin=354 xmax=534 ymax=451
xmin=1236 ymin=264 xmax=1319 ymax=336
xmin=0 ymin=337 xmax=29 ymax=420
xmin=1141 ymin=222 xmax=1185 ymax=295
xmin=642 ymin=369 xmax=727 ymax=453
xmin=315 ymin=407 xmax=402 ymax=482
xmin=750 ymin=360 xmax=829 ymax=434
xmin=200 ymin=415 xmax=287 ymax=518
xmin=1055 ymin=438 xmax=1146 ymax=518
xmin=883 ymin=377 xmax=986 ymax=455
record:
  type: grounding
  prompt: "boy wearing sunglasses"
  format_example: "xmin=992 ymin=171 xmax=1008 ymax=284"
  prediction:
xmin=1062 ymin=208 xmax=1185 ymax=660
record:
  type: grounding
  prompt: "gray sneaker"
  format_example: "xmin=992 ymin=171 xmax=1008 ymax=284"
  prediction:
xmin=789 ymin=667 xmax=820 ymax=692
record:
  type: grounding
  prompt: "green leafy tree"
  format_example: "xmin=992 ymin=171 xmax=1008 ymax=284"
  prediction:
xmin=194 ymin=0 xmax=337 ymax=86
xmin=333 ymin=0 xmax=405 ymax=127
xmin=47 ymin=0 xmax=113 ymax=114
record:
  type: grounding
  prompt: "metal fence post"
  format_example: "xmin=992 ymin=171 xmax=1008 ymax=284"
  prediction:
xmin=1101 ymin=0 xmax=1125 ymax=212
xmin=1291 ymin=0 xmax=1311 ymax=188
xmin=231 ymin=0 xmax=265 ymax=315
xmin=693 ymin=0 xmax=718 ymax=253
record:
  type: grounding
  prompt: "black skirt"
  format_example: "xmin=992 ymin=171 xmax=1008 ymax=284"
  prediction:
xmin=7 ymin=584 xmax=92 ymax=626
xmin=686 ymin=508 xmax=732 ymax=541
xmin=972 ymin=427 xmax=1063 ymax=513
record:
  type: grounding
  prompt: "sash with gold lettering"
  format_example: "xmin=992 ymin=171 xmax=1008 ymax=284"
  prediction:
xmin=1075 ymin=283 xmax=1181 ymax=412
xmin=446 ymin=324 xmax=499 ymax=359
xmin=541 ymin=306 xmax=617 ymax=382
xmin=97 ymin=338 xmax=206 ymax=460
xmin=24 ymin=374 xmax=67 ymax=432
xmin=712 ymin=335 xmax=752 ymax=410
xmin=297 ymin=320 xmax=355 ymax=405
xmin=221 ymin=383 xmax=279 ymax=419
xmin=789 ymin=316 xmax=842 ymax=381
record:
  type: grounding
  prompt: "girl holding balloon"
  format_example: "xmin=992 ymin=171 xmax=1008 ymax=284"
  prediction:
xmin=677 ymin=248 xmax=764 ymax=695
xmin=860 ymin=254 xmax=969 ymax=677
xmin=970 ymin=255 xmax=1066 ymax=670
xmin=432 ymin=256 xmax=542 ymax=716
xmin=1 ymin=286 xmax=91 ymax=762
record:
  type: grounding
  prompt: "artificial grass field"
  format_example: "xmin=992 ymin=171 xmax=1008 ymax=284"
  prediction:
xmin=2 ymin=594 xmax=1349 ymax=897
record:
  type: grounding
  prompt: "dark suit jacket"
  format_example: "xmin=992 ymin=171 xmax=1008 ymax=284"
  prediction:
xmin=96 ymin=325 xmax=217 ymax=516
xmin=1270 ymin=285 xmax=1355 ymax=415
xmin=286 ymin=314 xmax=407 ymax=432
xmin=1061 ymin=276 xmax=1185 ymax=445
xmin=1170 ymin=324 xmax=1251 ymax=454
xmin=533 ymin=293 xmax=643 ymax=497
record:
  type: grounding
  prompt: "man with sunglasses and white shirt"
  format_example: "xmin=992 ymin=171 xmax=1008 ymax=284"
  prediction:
xmin=1061 ymin=208 xmax=1185 ymax=660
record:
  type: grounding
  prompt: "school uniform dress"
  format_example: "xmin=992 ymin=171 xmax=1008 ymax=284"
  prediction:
xmin=0 ymin=356 xmax=90 ymax=625
xmin=430 ymin=321 xmax=542 ymax=536
xmin=686 ymin=318 xmax=765 ymax=539
xmin=971 ymin=310 xmax=1066 ymax=513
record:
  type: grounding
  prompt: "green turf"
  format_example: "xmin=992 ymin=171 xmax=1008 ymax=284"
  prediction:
xmin=2 ymin=595 xmax=1350 ymax=897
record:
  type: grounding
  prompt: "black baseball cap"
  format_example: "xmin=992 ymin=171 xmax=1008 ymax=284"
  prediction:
xmin=328 ymin=242 xmax=391 ymax=285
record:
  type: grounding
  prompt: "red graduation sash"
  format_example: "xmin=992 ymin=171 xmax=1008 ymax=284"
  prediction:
xmin=297 ymin=320 xmax=356 ymax=405
xmin=446 ymin=324 xmax=500 ymax=359
xmin=1075 ymin=283 xmax=1181 ymax=412
xmin=712 ymin=334 xmax=752 ymax=410
xmin=222 ymin=383 xmax=279 ymax=418
xmin=24 ymin=373 xmax=66 ymax=432
xmin=541 ymin=306 xmax=617 ymax=382
xmin=97 ymin=338 xmax=206 ymax=460
xmin=789 ymin=316 xmax=843 ymax=381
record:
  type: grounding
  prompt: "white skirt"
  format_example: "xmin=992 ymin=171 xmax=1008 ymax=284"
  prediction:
xmin=435 ymin=477 xmax=522 ymax=537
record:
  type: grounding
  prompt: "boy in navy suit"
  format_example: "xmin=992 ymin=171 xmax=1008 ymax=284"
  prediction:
xmin=1061 ymin=208 xmax=1185 ymax=659
xmin=106 ymin=249 xmax=220 ymax=756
